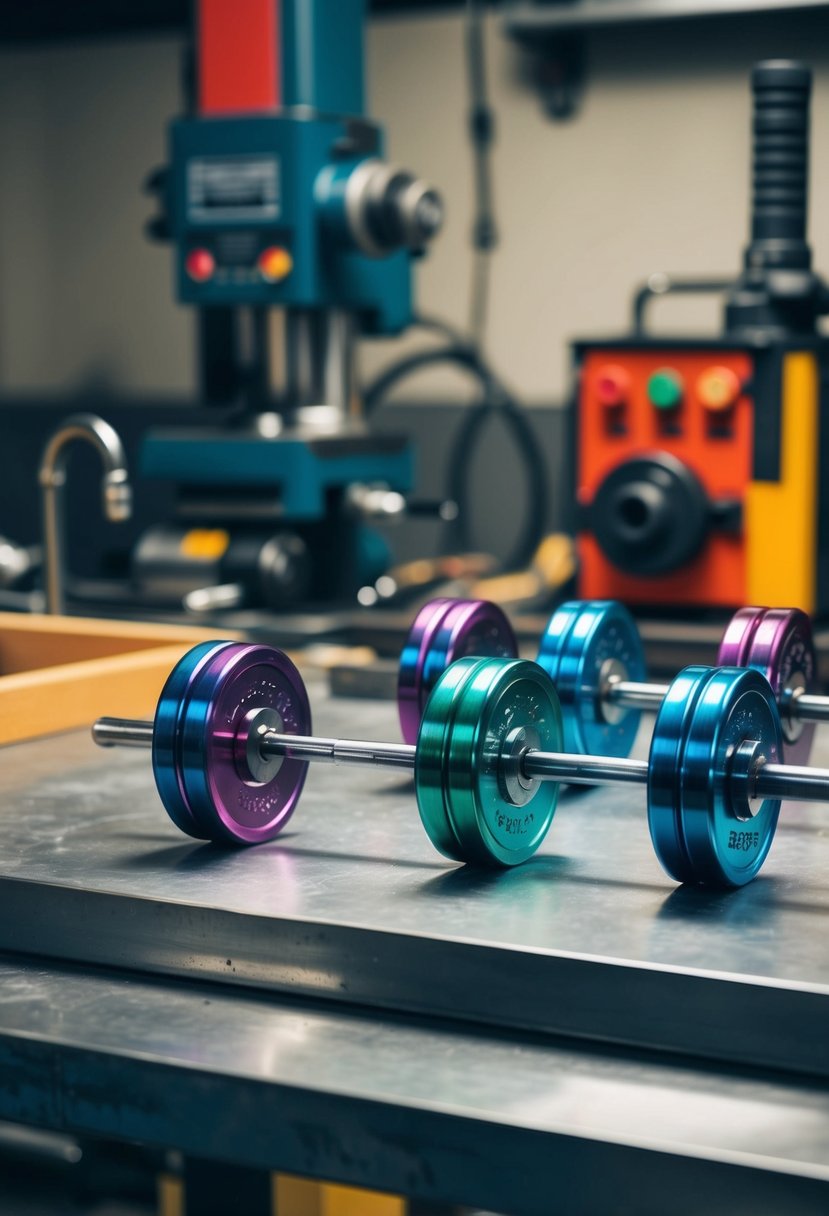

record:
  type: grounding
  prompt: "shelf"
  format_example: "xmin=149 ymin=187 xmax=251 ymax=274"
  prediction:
xmin=505 ymin=0 xmax=829 ymax=38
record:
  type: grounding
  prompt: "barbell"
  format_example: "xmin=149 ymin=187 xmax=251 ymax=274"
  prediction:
xmin=93 ymin=640 xmax=829 ymax=886
xmin=538 ymin=600 xmax=822 ymax=763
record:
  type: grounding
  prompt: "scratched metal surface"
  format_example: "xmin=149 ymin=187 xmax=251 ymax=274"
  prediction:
xmin=0 ymin=957 xmax=828 ymax=1216
xmin=0 ymin=677 xmax=827 ymax=1075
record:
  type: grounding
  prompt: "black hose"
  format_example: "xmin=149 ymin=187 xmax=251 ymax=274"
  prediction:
xmin=444 ymin=380 xmax=549 ymax=571
xmin=362 ymin=344 xmax=549 ymax=571
xmin=363 ymin=343 xmax=481 ymax=415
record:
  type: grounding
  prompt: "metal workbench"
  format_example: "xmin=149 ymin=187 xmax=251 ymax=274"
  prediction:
xmin=0 ymin=678 xmax=828 ymax=1212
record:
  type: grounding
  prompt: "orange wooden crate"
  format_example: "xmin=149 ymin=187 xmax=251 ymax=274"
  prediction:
xmin=0 ymin=613 xmax=238 ymax=745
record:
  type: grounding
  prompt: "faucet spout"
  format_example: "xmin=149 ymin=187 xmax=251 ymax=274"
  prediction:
xmin=39 ymin=413 xmax=133 ymax=615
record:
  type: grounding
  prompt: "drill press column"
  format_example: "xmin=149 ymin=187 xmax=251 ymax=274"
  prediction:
xmin=137 ymin=0 xmax=443 ymax=606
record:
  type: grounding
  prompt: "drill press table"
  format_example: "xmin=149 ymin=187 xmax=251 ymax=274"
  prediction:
xmin=0 ymin=679 xmax=828 ymax=1211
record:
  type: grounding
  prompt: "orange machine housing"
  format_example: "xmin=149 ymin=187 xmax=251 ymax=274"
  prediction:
xmin=578 ymin=347 xmax=750 ymax=607
xmin=574 ymin=340 xmax=825 ymax=612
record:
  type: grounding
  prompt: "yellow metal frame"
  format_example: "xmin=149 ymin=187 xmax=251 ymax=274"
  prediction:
xmin=745 ymin=351 xmax=820 ymax=612
xmin=159 ymin=1172 xmax=406 ymax=1215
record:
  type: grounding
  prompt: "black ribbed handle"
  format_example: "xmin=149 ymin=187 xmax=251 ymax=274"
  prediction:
xmin=747 ymin=60 xmax=811 ymax=271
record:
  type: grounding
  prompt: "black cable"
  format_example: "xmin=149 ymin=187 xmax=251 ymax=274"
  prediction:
xmin=465 ymin=0 xmax=497 ymax=349
xmin=363 ymin=344 xmax=548 ymax=571
xmin=363 ymin=344 xmax=479 ymax=416
xmin=410 ymin=313 xmax=468 ymax=343
xmin=359 ymin=3 xmax=549 ymax=571
xmin=443 ymin=371 xmax=549 ymax=572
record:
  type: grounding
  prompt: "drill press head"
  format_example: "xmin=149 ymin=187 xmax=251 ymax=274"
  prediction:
xmin=149 ymin=0 xmax=443 ymax=338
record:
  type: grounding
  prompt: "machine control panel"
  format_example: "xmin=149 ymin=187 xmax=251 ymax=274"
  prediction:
xmin=576 ymin=346 xmax=754 ymax=606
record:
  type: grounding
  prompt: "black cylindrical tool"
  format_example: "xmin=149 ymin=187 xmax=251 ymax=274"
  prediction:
xmin=726 ymin=60 xmax=823 ymax=335
xmin=746 ymin=60 xmax=811 ymax=273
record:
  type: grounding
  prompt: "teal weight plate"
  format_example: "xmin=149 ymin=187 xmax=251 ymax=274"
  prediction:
xmin=445 ymin=658 xmax=563 ymax=868
xmin=537 ymin=600 xmax=646 ymax=758
xmin=648 ymin=666 xmax=782 ymax=887
xmin=415 ymin=657 xmax=484 ymax=862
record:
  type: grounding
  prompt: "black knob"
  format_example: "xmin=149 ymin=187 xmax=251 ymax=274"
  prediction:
xmin=588 ymin=454 xmax=710 ymax=577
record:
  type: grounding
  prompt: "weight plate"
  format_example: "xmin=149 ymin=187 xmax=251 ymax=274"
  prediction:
xmin=648 ymin=665 xmax=782 ymax=887
xmin=718 ymin=606 xmax=817 ymax=764
xmin=415 ymin=656 xmax=486 ymax=862
xmin=178 ymin=643 xmax=312 ymax=845
xmin=422 ymin=599 xmax=518 ymax=698
xmin=537 ymin=600 xmax=646 ymax=757
xmin=152 ymin=641 xmax=234 ymax=839
xmin=443 ymin=657 xmax=562 ymax=867
xmin=398 ymin=598 xmax=518 ymax=744
xmin=398 ymin=598 xmax=456 ymax=744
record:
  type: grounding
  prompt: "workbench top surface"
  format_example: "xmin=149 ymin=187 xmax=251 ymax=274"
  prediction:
xmin=0 ymin=677 xmax=827 ymax=1079
xmin=1 ymin=679 xmax=829 ymax=1211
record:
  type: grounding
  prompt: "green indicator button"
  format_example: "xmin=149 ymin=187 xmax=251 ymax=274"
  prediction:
xmin=648 ymin=368 xmax=684 ymax=410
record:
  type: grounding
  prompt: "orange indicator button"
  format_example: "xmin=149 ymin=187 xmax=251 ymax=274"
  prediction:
xmin=697 ymin=366 xmax=741 ymax=411
xmin=258 ymin=246 xmax=294 ymax=282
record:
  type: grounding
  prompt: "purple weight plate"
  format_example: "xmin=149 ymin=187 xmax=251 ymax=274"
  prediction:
xmin=179 ymin=643 xmax=312 ymax=845
xmin=398 ymin=598 xmax=519 ymax=744
xmin=416 ymin=599 xmax=519 ymax=734
xmin=718 ymin=606 xmax=817 ymax=764
xmin=397 ymin=598 xmax=459 ymax=744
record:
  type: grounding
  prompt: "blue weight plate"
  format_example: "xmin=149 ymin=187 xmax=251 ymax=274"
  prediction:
xmin=537 ymin=600 xmax=646 ymax=758
xmin=647 ymin=666 xmax=706 ymax=883
xmin=649 ymin=666 xmax=782 ymax=887
xmin=536 ymin=601 xmax=581 ymax=690
xmin=152 ymin=641 xmax=234 ymax=839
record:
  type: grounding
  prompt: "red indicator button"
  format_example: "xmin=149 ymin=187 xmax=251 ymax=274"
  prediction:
xmin=185 ymin=248 xmax=215 ymax=282
xmin=595 ymin=364 xmax=630 ymax=408
xmin=258 ymin=246 xmax=293 ymax=283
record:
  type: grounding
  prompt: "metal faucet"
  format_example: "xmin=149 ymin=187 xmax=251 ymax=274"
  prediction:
xmin=39 ymin=413 xmax=132 ymax=615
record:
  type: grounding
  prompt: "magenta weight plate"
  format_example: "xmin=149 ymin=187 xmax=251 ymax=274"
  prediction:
xmin=718 ymin=606 xmax=817 ymax=764
xmin=397 ymin=598 xmax=518 ymax=744
xmin=398 ymin=598 xmax=458 ymax=745
xmin=178 ymin=642 xmax=312 ymax=844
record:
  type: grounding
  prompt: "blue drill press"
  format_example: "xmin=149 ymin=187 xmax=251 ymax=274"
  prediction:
xmin=137 ymin=0 xmax=443 ymax=609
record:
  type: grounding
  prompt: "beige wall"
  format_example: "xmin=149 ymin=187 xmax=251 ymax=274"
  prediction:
xmin=1 ymin=10 xmax=828 ymax=404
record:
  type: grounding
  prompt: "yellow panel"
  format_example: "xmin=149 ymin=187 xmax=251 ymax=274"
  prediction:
xmin=272 ymin=1175 xmax=405 ymax=1216
xmin=745 ymin=351 xmax=820 ymax=613
xmin=157 ymin=1174 xmax=184 ymax=1216
xmin=180 ymin=528 xmax=231 ymax=560
xmin=323 ymin=1183 xmax=406 ymax=1216
xmin=273 ymin=1173 xmax=325 ymax=1215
